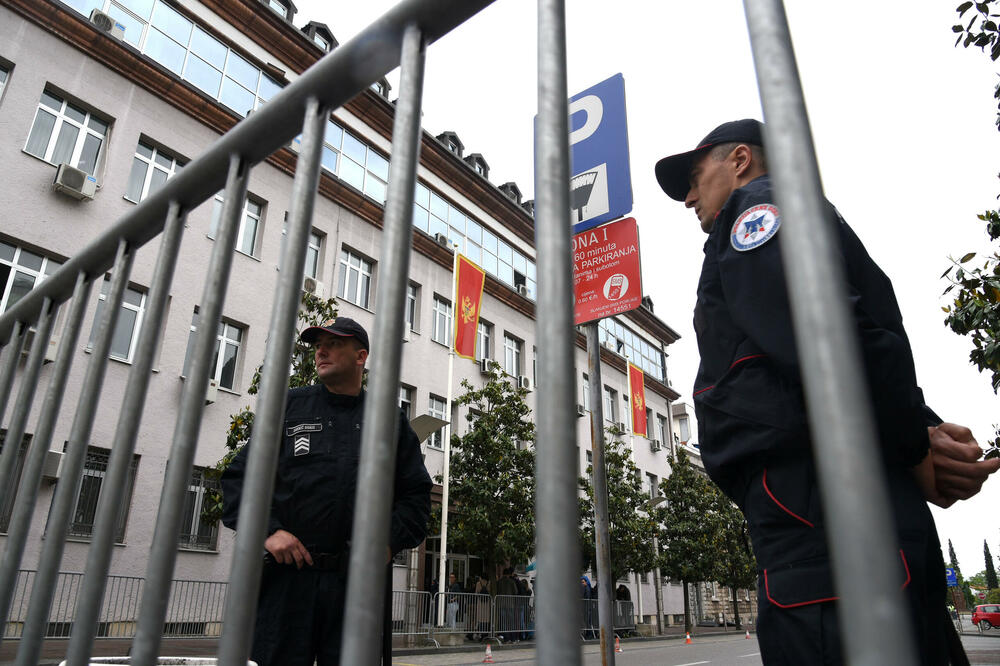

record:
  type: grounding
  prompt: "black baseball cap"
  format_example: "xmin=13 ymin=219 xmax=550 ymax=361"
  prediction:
xmin=654 ymin=119 xmax=764 ymax=202
xmin=300 ymin=317 xmax=369 ymax=350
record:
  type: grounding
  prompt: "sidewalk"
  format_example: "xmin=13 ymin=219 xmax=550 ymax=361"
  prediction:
xmin=0 ymin=626 xmax=750 ymax=664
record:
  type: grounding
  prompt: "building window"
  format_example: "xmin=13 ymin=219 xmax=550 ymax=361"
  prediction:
xmin=124 ymin=140 xmax=185 ymax=202
xmin=503 ymin=334 xmax=522 ymax=377
xmin=399 ymin=385 xmax=413 ymax=418
xmin=265 ymin=0 xmax=290 ymax=19
xmin=678 ymin=416 xmax=690 ymax=443
xmin=306 ymin=120 xmax=389 ymax=203
xmin=599 ymin=318 xmax=667 ymax=383
xmin=183 ymin=309 xmax=243 ymax=391
xmin=0 ymin=242 xmax=62 ymax=314
xmin=431 ymin=296 xmax=452 ymax=346
xmin=0 ymin=63 xmax=9 ymax=100
xmin=24 ymin=89 xmax=108 ymax=177
xmin=657 ymin=414 xmax=669 ymax=450
xmin=312 ymin=33 xmax=330 ymax=51
xmin=582 ymin=373 xmax=590 ymax=412
xmin=476 ymin=320 xmax=492 ymax=361
xmin=209 ymin=192 xmax=264 ymax=257
xmin=646 ymin=473 xmax=658 ymax=500
xmin=604 ymin=386 xmax=618 ymax=423
xmin=405 ymin=283 xmax=419 ymax=332
xmin=67 ymin=446 xmax=139 ymax=543
xmin=89 ymin=276 xmax=146 ymax=363
xmin=337 ymin=249 xmax=374 ymax=309
xmin=532 ymin=346 xmax=538 ymax=388
xmin=427 ymin=395 xmax=446 ymax=449
xmin=279 ymin=223 xmax=323 ymax=280
xmin=179 ymin=467 xmax=219 ymax=550
xmin=0 ymin=432 xmax=29 ymax=533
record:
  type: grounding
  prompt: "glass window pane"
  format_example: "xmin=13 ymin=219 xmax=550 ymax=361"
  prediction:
xmin=482 ymin=252 xmax=498 ymax=276
xmin=366 ymin=152 xmax=388 ymax=181
xmin=225 ymin=51 xmax=259 ymax=90
xmin=77 ymin=133 xmax=102 ymax=175
xmin=498 ymin=240 xmax=513 ymax=265
xmin=498 ymin=262 xmax=514 ymax=285
xmin=240 ymin=216 xmax=258 ymax=255
xmin=219 ymin=341 xmax=238 ymax=389
xmin=153 ymin=150 xmax=172 ymax=169
xmin=40 ymin=91 xmax=62 ymax=111
xmin=428 ymin=215 xmax=447 ymax=239
xmin=125 ymin=157 xmax=148 ymax=202
xmin=482 ymin=230 xmax=497 ymax=254
xmin=25 ymin=110 xmax=56 ymax=159
xmin=123 ymin=287 xmax=143 ymax=307
xmin=51 ymin=123 xmax=79 ymax=166
xmin=321 ymin=146 xmax=338 ymax=172
xmin=147 ymin=167 xmax=168 ymax=195
xmin=258 ymin=74 xmax=281 ymax=102
xmin=412 ymin=204 xmax=428 ymax=233
xmin=185 ymin=54 xmax=222 ymax=97
xmin=513 ymin=252 xmax=527 ymax=274
xmin=363 ymin=177 xmax=386 ymax=203
xmin=7 ymin=272 xmax=35 ymax=310
xmin=17 ymin=249 xmax=43 ymax=271
xmin=0 ymin=242 xmax=15 ymax=262
xmin=118 ymin=0 xmax=154 ymax=19
xmin=340 ymin=158 xmax=365 ymax=191
xmin=527 ymin=262 xmax=536 ymax=281
xmin=106 ymin=4 xmax=144 ymax=46
xmin=466 ymin=219 xmax=482 ymax=245
xmin=143 ymin=28 xmax=186 ymax=74
xmin=220 ymin=78 xmax=256 ymax=116
xmin=325 ymin=121 xmax=343 ymax=148
xmin=465 ymin=243 xmax=481 ymax=265
xmin=151 ymin=1 xmax=192 ymax=45
xmin=189 ymin=27 xmax=226 ymax=68
xmin=64 ymin=103 xmax=86 ymax=124
xmin=342 ymin=133 xmax=366 ymax=164
xmin=415 ymin=182 xmax=429 ymax=208
xmin=111 ymin=308 xmax=137 ymax=359
xmin=430 ymin=193 xmax=448 ymax=221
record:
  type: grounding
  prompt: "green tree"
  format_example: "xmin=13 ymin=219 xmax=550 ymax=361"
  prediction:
xmin=711 ymin=492 xmax=757 ymax=629
xmin=949 ymin=539 xmax=977 ymax=608
xmin=945 ymin=1 xmax=1000 ymax=458
xmin=986 ymin=540 xmax=999 ymax=589
xmin=202 ymin=292 xmax=338 ymax=521
xmin=436 ymin=361 xmax=536 ymax=582
xmin=578 ymin=425 xmax=657 ymax=585
xmin=655 ymin=449 xmax=721 ymax=634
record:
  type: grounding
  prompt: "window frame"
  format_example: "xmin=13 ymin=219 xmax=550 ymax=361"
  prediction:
xmin=89 ymin=276 xmax=147 ymax=363
xmin=124 ymin=139 xmax=185 ymax=203
xmin=427 ymin=394 xmax=447 ymax=449
xmin=66 ymin=446 xmax=139 ymax=544
xmin=0 ymin=242 xmax=62 ymax=314
xmin=183 ymin=308 xmax=244 ymax=391
xmin=23 ymin=88 xmax=109 ymax=177
xmin=431 ymin=295 xmax=452 ymax=346
xmin=604 ymin=386 xmax=618 ymax=423
xmin=405 ymin=283 xmax=419 ymax=332
xmin=178 ymin=467 xmax=220 ymax=551
xmin=337 ymin=248 xmax=374 ymax=309
xmin=476 ymin=320 xmax=492 ymax=362
xmin=209 ymin=192 xmax=265 ymax=258
xmin=503 ymin=333 xmax=522 ymax=377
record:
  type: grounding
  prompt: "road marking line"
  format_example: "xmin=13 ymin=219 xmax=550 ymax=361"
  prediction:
xmin=739 ymin=653 xmax=761 ymax=658
xmin=674 ymin=662 xmax=710 ymax=666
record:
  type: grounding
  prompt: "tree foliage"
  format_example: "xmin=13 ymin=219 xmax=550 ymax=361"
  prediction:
xmin=986 ymin=540 xmax=999 ymax=589
xmin=578 ymin=425 xmax=657 ymax=584
xmin=434 ymin=361 xmax=536 ymax=580
xmin=655 ymin=449 xmax=721 ymax=632
xmin=711 ymin=491 xmax=757 ymax=628
xmin=943 ymin=0 xmax=1000 ymax=458
xmin=202 ymin=292 xmax=338 ymax=521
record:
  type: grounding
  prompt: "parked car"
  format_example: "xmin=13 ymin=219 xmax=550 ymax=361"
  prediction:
xmin=971 ymin=604 xmax=1000 ymax=630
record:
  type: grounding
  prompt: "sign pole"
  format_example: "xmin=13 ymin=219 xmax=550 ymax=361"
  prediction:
xmin=586 ymin=323 xmax=616 ymax=666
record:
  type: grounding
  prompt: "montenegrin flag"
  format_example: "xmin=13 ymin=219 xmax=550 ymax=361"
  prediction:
xmin=453 ymin=254 xmax=486 ymax=360
xmin=628 ymin=363 xmax=647 ymax=437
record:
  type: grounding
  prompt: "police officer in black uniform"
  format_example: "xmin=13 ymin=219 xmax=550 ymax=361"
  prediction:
xmin=221 ymin=317 xmax=432 ymax=666
xmin=654 ymin=119 xmax=998 ymax=664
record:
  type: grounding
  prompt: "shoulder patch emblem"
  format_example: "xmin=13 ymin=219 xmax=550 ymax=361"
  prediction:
xmin=730 ymin=204 xmax=780 ymax=252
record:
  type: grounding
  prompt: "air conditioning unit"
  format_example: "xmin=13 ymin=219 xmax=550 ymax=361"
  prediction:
xmin=479 ymin=358 xmax=490 ymax=375
xmin=617 ymin=421 xmax=627 ymax=432
xmin=53 ymin=163 xmax=97 ymax=200
xmin=649 ymin=439 xmax=662 ymax=452
xmin=205 ymin=378 xmax=219 ymax=405
xmin=302 ymin=276 xmax=326 ymax=298
xmin=576 ymin=403 xmax=586 ymax=417
xmin=89 ymin=9 xmax=126 ymax=40
xmin=20 ymin=329 xmax=60 ymax=364
xmin=516 ymin=284 xmax=529 ymax=297
xmin=433 ymin=233 xmax=450 ymax=248
xmin=402 ymin=328 xmax=411 ymax=343
xmin=517 ymin=375 xmax=532 ymax=391
xmin=42 ymin=450 xmax=64 ymax=480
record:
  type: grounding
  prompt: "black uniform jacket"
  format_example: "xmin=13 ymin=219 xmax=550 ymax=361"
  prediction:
xmin=693 ymin=175 xmax=942 ymax=602
xmin=221 ymin=385 xmax=432 ymax=555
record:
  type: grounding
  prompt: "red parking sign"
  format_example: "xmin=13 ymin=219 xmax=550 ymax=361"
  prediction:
xmin=573 ymin=217 xmax=642 ymax=325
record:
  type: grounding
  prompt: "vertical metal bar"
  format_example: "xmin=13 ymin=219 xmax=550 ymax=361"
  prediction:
xmin=742 ymin=1 xmax=917 ymax=664
xmin=15 ymin=241 xmax=134 ymax=666
xmin=216 ymin=101 xmax=325 ymax=666
xmin=0 ymin=274 xmax=90 ymax=634
xmin=535 ymin=0 xmax=580 ymax=663
xmin=0 ymin=298 xmax=55 ymax=518
xmin=585 ymin=325 xmax=614 ymax=665
xmin=0 ymin=321 xmax=27 ymax=425
xmin=340 ymin=23 xmax=425 ymax=665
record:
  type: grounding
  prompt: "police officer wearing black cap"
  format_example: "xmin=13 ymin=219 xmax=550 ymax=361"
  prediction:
xmin=655 ymin=119 xmax=998 ymax=664
xmin=221 ymin=317 xmax=432 ymax=666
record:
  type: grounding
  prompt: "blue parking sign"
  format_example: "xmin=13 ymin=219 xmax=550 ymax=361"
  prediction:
xmin=566 ymin=74 xmax=633 ymax=233
xmin=945 ymin=567 xmax=958 ymax=587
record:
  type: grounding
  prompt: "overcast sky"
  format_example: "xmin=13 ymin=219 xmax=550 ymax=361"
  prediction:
xmin=293 ymin=0 xmax=1000 ymax=576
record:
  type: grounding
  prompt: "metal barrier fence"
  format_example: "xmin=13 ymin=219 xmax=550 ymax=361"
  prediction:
xmin=389 ymin=590 xmax=433 ymax=641
xmin=428 ymin=592 xmax=489 ymax=638
xmin=491 ymin=594 xmax=533 ymax=643
xmin=0 ymin=0 xmax=920 ymax=663
xmin=3 ymin=571 xmax=226 ymax=641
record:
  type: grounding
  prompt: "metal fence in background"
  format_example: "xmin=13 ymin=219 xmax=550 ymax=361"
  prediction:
xmin=0 ymin=0 xmax=921 ymax=663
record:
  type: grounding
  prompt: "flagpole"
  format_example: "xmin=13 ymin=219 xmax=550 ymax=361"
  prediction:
xmin=437 ymin=245 xmax=459 ymax=625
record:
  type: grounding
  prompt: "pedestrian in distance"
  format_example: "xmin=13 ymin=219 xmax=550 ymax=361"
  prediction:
xmin=654 ymin=119 xmax=1000 ymax=665
xmin=446 ymin=572 xmax=463 ymax=629
xmin=221 ymin=317 xmax=432 ymax=666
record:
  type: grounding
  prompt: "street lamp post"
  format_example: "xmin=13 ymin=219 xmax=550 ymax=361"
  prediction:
xmin=646 ymin=496 xmax=666 ymax=636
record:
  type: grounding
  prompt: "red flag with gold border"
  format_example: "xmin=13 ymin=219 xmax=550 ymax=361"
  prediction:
xmin=628 ymin=363 xmax=647 ymax=436
xmin=453 ymin=254 xmax=486 ymax=360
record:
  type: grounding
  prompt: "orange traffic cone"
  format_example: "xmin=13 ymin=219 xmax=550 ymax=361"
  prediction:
xmin=482 ymin=643 xmax=494 ymax=663
xmin=745 ymin=628 xmax=751 ymax=639
xmin=685 ymin=631 xmax=692 ymax=644
xmin=615 ymin=636 xmax=624 ymax=653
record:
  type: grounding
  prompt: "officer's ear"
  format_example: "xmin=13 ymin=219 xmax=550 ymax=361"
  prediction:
xmin=731 ymin=144 xmax=753 ymax=177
